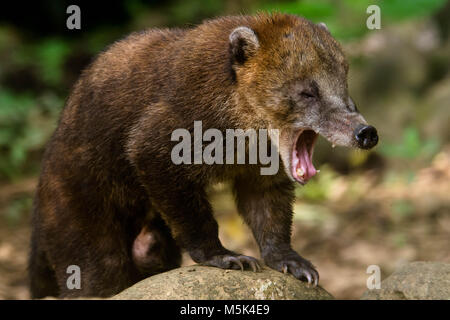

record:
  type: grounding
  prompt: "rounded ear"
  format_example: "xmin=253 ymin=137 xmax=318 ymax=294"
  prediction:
xmin=317 ymin=22 xmax=329 ymax=32
xmin=229 ymin=26 xmax=259 ymax=65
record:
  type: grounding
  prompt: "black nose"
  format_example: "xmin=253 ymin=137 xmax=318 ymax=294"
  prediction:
xmin=354 ymin=125 xmax=378 ymax=149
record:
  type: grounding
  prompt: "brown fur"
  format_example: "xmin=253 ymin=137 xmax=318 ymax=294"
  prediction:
xmin=29 ymin=13 xmax=370 ymax=298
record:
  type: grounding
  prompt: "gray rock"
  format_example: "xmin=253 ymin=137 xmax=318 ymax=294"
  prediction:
xmin=112 ymin=265 xmax=333 ymax=300
xmin=362 ymin=261 xmax=450 ymax=300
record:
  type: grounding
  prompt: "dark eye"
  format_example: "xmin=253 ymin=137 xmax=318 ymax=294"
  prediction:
xmin=300 ymin=91 xmax=315 ymax=99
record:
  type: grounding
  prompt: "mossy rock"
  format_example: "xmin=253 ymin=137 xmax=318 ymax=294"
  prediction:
xmin=112 ymin=265 xmax=333 ymax=300
xmin=362 ymin=261 xmax=450 ymax=300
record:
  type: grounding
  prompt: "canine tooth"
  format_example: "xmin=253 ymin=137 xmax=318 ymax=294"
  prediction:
xmin=316 ymin=170 xmax=320 ymax=173
xmin=296 ymin=168 xmax=304 ymax=177
xmin=332 ymin=144 xmax=336 ymax=148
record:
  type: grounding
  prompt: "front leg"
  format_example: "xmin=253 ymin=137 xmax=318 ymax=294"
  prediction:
xmin=233 ymin=175 xmax=319 ymax=285
xmin=128 ymin=118 xmax=260 ymax=272
xmin=136 ymin=167 xmax=260 ymax=272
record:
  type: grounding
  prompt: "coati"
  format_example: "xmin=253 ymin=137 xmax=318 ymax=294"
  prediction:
xmin=29 ymin=13 xmax=378 ymax=298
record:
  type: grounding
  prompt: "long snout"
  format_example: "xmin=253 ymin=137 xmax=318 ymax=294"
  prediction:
xmin=354 ymin=125 xmax=378 ymax=149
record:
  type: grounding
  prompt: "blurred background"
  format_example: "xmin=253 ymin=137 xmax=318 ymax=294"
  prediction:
xmin=0 ymin=0 xmax=449 ymax=299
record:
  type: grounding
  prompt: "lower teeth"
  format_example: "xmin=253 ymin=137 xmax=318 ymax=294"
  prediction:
xmin=296 ymin=168 xmax=304 ymax=177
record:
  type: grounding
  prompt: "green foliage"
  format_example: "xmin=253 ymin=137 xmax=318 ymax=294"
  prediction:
xmin=125 ymin=0 xmax=224 ymax=27
xmin=0 ymin=34 xmax=71 ymax=181
xmin=260 ymin=0 xmax=448 ymax=40
xmin=35 ymin=39 xmax=70 ymax=86
xmin=168 ymin=0 xmax=223 ymax=24
xmin=380 ymin=0 xmax=448 ymax=20
xmin=295 ymin=165 xmax=337 ymax=202
xmin=379 ymin=127 xmax=440 ymax=160
xmin=0 ymin=90 xmax=61 ymax=180
xmin=7 ymin=38 xmax=71 ymax=88
xmin=264 ymin=0 xmax=335 ymax=20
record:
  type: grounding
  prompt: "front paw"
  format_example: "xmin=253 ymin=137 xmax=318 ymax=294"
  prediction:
xmin=264 ymin=251 xmax=319 ymax=286
xmin=201 ymin=252 xmax=261 ymax=272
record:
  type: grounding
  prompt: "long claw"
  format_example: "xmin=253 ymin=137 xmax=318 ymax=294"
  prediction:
xmin=236 ymin=255 xmax=260 ymax=272
xmin=243 ymin=256 xmax=260 ymax=272
xmin=305 ymin=272 xmax=312 ymax=285
xmin=234 ymin=257 xmax=244 ymax=271
xmin=223 ymin=256 xmax=242 ymax=270
xmin=313 ymin=270 xmax=319 ymax=286
xmin=267 ymin=254 xmax=319 ymax=286
xmin=203 ymin=253 xmax=260 ymax=272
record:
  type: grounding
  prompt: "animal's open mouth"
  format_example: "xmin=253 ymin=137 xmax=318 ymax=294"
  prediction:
xmin=291 ymin=129 xmax=319 ymax=185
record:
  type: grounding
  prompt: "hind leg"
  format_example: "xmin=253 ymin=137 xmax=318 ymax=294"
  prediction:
xmin=132 ymin=215 xmax=181 ymax=276
xmin=47 ymin=233 xmax=140 ymax=297
xmin=32 ymin=198 xmax=142 ymax=298
xmin=29 ymin=227 xmax=59 ymax=299
xmin=47 ymin=221 xmax=140 ymax=298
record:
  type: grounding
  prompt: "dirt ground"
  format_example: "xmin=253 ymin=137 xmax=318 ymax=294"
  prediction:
xmin=0 ymin=148 xmax=449 ymax=300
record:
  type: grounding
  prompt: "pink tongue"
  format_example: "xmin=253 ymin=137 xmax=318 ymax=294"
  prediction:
xmin=298 ymin=143 xmax=316 ymax=180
